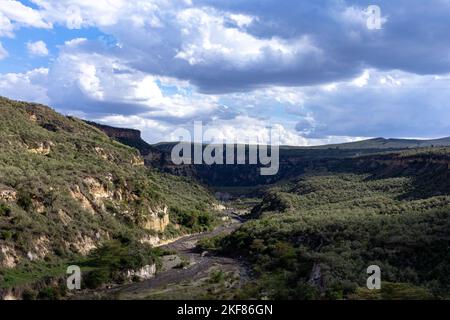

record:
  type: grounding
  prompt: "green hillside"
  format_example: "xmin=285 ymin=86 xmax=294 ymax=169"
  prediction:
xmin=0 ymin=97 xmax=216 ymax=293
xmin=206 ymin=148 xmax=450 ymax=299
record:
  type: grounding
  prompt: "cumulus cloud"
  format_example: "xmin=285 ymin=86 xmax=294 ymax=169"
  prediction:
xmin=45 ymin=38 xmax=235 ymax=126
xmin=0 ymin=68 xmax=49 ymax=104
xmin=0 ymin=0 xmax=50 ymax=37
xmin=293 ymin=69 xmax=450 ymax=138
xmin=27 ymin=40 xmax=49 ymax=56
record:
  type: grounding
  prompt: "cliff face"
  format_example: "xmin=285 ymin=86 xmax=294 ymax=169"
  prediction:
xmin=84 ymin=121 xmax=156 ymax=156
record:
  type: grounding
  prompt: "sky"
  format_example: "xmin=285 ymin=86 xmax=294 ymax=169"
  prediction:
xmin=0 ymin=0 xmax=450 ymax=145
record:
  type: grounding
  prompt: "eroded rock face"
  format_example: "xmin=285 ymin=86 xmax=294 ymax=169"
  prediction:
xmin=0 ymin=288 xmax=21 ymax=300
xmin=125 ymin=264 xmax=156 ymax=281
xmin=0 ymin=185 xmax=17 ymax=202
xmin=27 ymin=236 xmax=50 ymax=262
xmin=72 ymin=235 xmax=97 ymax=255
xmin=57 ymin=209 xmax=72 ymax=226
xmin=83 ymin=177 xmax=112 ymax=201
xmin=69 ymin=185 xmax=96 ymax=215
xmin=28 ymin=141 xmax=53 ymax=155
xmin=94 ymin=147 xmax=111 ymax=161
xmin=141 ymin=206 xmax=170 ymax=232
xmin=131 ymin=155 xmax=145 ymax=166
xmin=140 ymin=235 xmax=161 ymax=246
xmin=0 ymin=245 xmax=18 ymax=268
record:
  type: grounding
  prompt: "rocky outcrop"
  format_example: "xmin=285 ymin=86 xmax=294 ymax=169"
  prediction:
xmin=141 ymin=206 xmax=170 ymax=232
xmin=71 ymin=234 xmax=97 ymax=255
xmin=0 ymin=245 xmax=19 ymax=268
xmin=131 ymin=155 xmax=145 ymax=166
xmin=83 ymin=177 xmax=113 ymax=204
xmin=308 ymin=264 xmax=325 ymax=292
xmin=0 ymin=185 xmax=17 ymax=202
xmin=28 ymin=141 xmax=53 ymax=155
xmin=125 ymin=264 xmax=156 ymax=281
xmin=26 ymin=236 xmax=50 ymax=262
xmin=69 ymin=185 xmax=96 ymax=215
xmin=85 ymin=121 xmax=155 ymax=156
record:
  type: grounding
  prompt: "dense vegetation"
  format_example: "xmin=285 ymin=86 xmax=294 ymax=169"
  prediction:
xmin=203 ymin=151 xmax=450 ymax=299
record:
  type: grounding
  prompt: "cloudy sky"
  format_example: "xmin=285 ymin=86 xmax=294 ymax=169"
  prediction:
xmin=0 ymin=0 xmax=449 ymax=145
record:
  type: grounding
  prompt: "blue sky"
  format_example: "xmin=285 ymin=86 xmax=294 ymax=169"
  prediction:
xmin=0 ymin=0 xmax=449 ymax=145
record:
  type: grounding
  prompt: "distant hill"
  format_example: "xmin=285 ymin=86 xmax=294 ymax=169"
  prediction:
xmin=89 ymin=123 xmax=450 ymax=189
xmin=307 ymin=137 xmax=450 ymax=150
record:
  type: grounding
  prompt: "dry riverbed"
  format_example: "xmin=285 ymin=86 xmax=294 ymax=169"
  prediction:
xmin=79 ymin=210 xmax=249 ymax=300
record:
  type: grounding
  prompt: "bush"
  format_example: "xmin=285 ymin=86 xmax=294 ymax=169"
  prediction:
xmin=82 ymin=240 xmax=161 ymax=288
xmin=84 ymin=269 xmax=111 ymax=289
xmin=0 ymin=230 xmax=13 ymax=241
xmin=22 ymin=288 xmax=38 ymax=300
xmin=17 ymin=191 xmax=32 ymax=211
xmin=0 ymin=203 xmax=11 ymax=216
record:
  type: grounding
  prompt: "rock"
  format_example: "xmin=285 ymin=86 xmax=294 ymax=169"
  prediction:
xmin=57 ymin=209 xmax=72 ymax=226
xmin=0 ymin=185 xmax=17 ymax=202
xmin=0 ymin=245 xmax=18 ymax=268
xmin=141 ymin=206 xmax=170 ymax=232
xmin=126 ymin=264 xmax=156 ymax=281
xmin=28 ymin=141 xmax=53 ymax=155
xmin=213 ymin=203 xmax=227 ymax=211
xmin=69 ymin=185 xmax=96 ymax=215
xmin=72 ymin=235 xmax=97 ymax=255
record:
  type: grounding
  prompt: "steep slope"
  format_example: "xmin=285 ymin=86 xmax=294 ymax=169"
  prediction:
xmin=0 ymin=97 xmax=216 ymax=274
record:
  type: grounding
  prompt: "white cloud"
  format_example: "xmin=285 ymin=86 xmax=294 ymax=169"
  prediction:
xmin=1 ymin=0 xmax=450 ymax=145
xmin=352 ymin=69 xmax=370 ymax=87
xmin=33 ymin=0 xmax=159 ymax=29
xmin=0 ymin=42 xmax=8 ymax=59
xmin=0 ymin=68 xmax=49 ymax=104
xmin=175 ymin=7 xmax=319 ymax=68
xmin=46 ymin=42 xmax=224 ymax=122
xmin=0 ymin=0 xmax=50 ymax=37
xmin=27 ymin=40 xmax=49 ymax=56
xmin=292 ymin=69 xmax=450 ymax=138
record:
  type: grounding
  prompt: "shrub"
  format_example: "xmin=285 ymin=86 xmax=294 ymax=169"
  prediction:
xmin=17 ymin=191 xmax=32 ymax=211
xmin=0 ymin=203 xmax=11 ymax=216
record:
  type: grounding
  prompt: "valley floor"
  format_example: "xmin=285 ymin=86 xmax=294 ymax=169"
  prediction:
xmin=76 ymin=209 xmax=249 ymax=300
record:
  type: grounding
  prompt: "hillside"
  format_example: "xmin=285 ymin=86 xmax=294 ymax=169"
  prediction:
xmin=308 ymin=137 xmax=450 ymax=150
xmin=0 ymin=97 xmax=216 ymax=296
xmin=208 ymin=147 xmax=450 ymax=299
